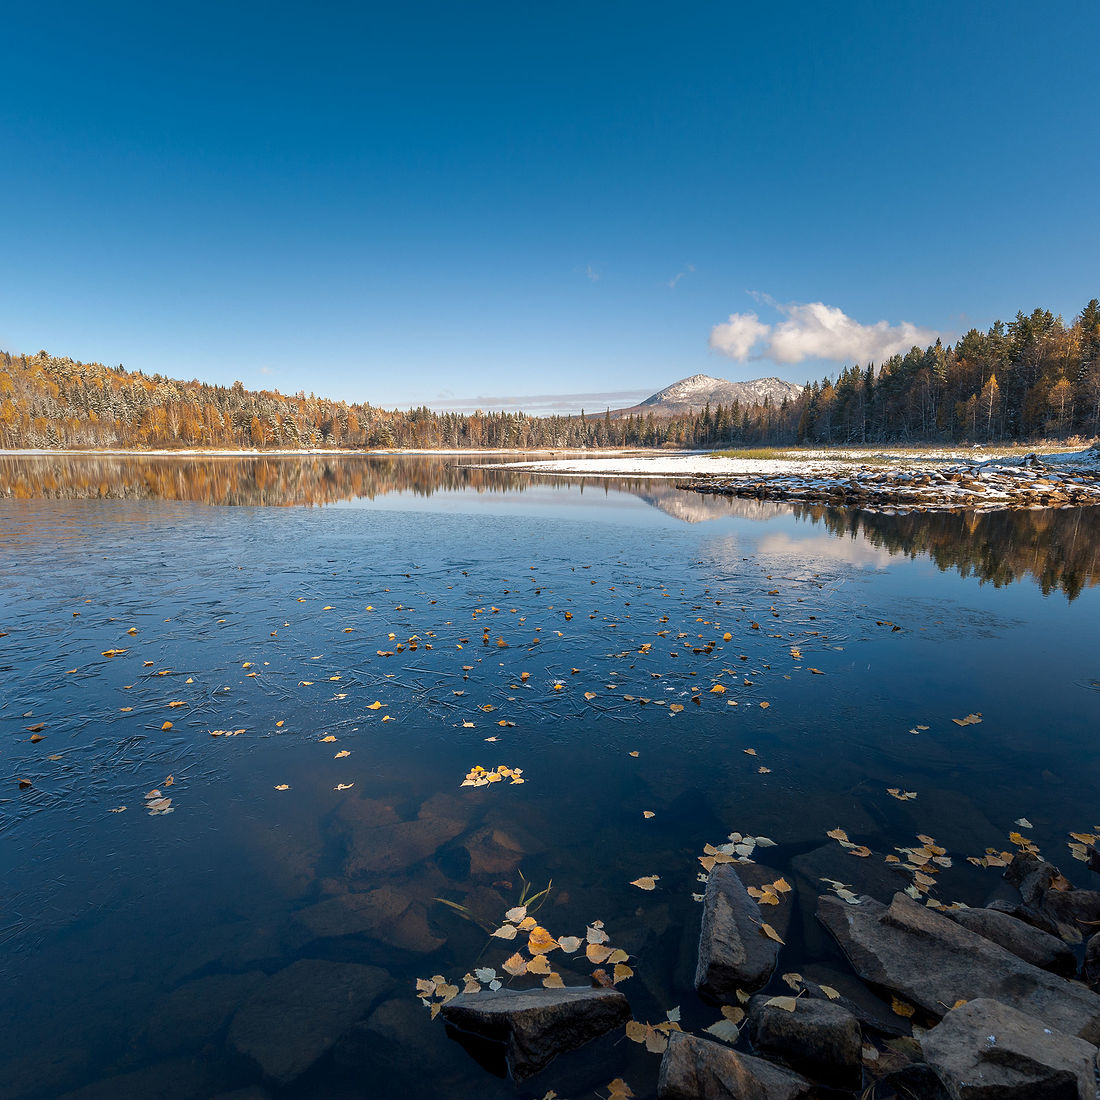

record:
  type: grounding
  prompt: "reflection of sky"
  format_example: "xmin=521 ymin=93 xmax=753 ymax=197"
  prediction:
xmin=755 ymin=531 xmax=895 ymax=569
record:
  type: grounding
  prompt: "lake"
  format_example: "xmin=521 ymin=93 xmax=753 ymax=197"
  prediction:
xmin=2 ymin=454 xmax=1099 ymax=1099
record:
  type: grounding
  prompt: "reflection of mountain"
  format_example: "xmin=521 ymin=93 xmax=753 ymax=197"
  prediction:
xmin=631 ymin=483 xmax=792 ymax=524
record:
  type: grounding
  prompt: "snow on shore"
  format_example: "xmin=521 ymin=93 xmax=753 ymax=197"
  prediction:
xmin=497 ymin=447 xmax=1100 ymax=511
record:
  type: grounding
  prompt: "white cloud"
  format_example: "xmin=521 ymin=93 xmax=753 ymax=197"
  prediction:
xmin=666 ymin=263 xmax=695 ymax=289
xmin=709 ymin=311 xmax=770 ymax=359
xmin=584 ymin=263 xmax=600 ymax=282
xmin=710 ymin=298 xmax=940 ymax=365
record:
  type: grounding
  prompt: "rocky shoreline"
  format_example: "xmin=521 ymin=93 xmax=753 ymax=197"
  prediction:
xmin=680 ymin=451 xmax=1100 ymax=513
xmin=435 ymin=847 xmax=1100 ymax=1099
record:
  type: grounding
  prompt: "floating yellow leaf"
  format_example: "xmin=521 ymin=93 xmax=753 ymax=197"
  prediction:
xmin=826 ymin=827 xmax=850 ymax=844
xmin=744 ymin=748 xmax=757 ymax=756
xmin=334 ymin=782 xmax=354 ymax=791
xmin=642 ymin=810 xmax=655 ymax=819
xmin=584 ymin=692 xmax=597 ymax=700
xmin=586 ymin=943 xmax=613 ymax=964
xmin=491 ymin=924 xmax=518 ymax=940
xmin=320 ymin=734 xmax=337 ymax=743
xmin=760 ymin=923 xmax=785 ymax=944
xmin=630 ymin=875 xmax=659 ymax=891
xmin=765 ymin=995 xmax=797 ymax=1012
xmin=334 ymin=750 xmax=350 ymax=758
xmin=819 ymin=985 xmax=841 ymax=1000
xmin=542 ymin=972 xmax=565 ymax=989
xmin=709 ymin=684 xmax=726 ymax=694
xmin=606 ymin=1079 xmax=634 ymax=1100
xmin=613 ymin=963 xmax=634 ymax=984
xmin=528 ymin=926 xmax=559 ymax=954
xmin=952 ymin=713 xmax=983 ymax=727
xmin=526 ymin=954 xmax=552 ymax=975
xmin=502 ymin=952 xmax=528 ymax=977
xmin=161 ymin=721 xmax=173 ymax=731
xmin=366 ymin=701 xmax=384 ymax=710
xmin=166 ymin=701 xmax=187 ymax=709
xmin=669 ymin=703 xmax=683 ymax=714
xmin=558 ymin=935 xmax=582 ymax=953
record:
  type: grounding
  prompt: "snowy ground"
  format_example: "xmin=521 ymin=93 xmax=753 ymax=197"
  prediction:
xmin=494 ymin=446 xmax=1100 ymax=511
xmin=495 ymin=446 xmax=1100 ymax=479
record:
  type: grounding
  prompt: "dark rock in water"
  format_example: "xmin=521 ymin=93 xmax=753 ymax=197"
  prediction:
xmin=1085 ymin=932 xmax=1100 ymax=992
xmin=948 ymin=906 xmax=1076 ymax=976
xmin=657 ymin=1031 xmax=816 ymax=1100
xmin=736 ymin=862 xmax=798 ymax=944
xmin=747 ymin=993 xmax=862 ymax=1089
xmin=293 ymin=886 xmax=444 ymax=953
xmin=440 ymin=985 xmax=629 ymax=1082
xmin=817 ymin=892 xmax=1100 ymax=1043
xmin=792 ymin=841 xmax=906 ymax=908
xmin=921 ymin=998 xmax=1099 ymax=1100
xmin=1005 ymin=853 xmax=1100 ymax=943
xmin=984 ymin=898 xmax=1061 ymax=938
xmin=139 ymin=971 xmax=266 ymax=1057
xmin=694 ymin=864 xmax=780 ymax=1001
xmin=801 ymin=964 xmax=912 ymax=1038
xmin=228 ymin=959 xmax=391 ymax=1085
xmin=882 ymin=1062 xmax=953 ymax=1100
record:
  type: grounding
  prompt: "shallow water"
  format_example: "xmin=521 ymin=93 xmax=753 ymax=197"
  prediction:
xmin=1 ymin=455 xmax=1099 ymax=1099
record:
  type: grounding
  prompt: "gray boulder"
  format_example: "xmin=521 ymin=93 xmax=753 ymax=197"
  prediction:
xmin=695 ymin=864 xmax=781 ymax=1001
xmin=228 ymin=959 xmax=390 ymax=1085
xmin=948 ymin=906 xmax=1076 ymax=976
xmin=440 ymin=985 xmax=629 ymax=1082
xmin=817 ymin=892 xmax=1100 ymax=1043
xmin=921 ymin=998 xmax=1099 ymax=1099
xmin=748 ymin=994 xmax=862 ymax=1089
xmin=984 ymin=898 xmax=1061 ymax=938
xmin=1085 ymin=932 xmax=1100 ymax=992
xmin=657 ymin=1031 xmax=816 ymax=1099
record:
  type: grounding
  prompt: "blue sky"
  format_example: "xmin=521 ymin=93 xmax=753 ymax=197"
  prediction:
xmin=2 ymin=1 xmax=1097 ymax=412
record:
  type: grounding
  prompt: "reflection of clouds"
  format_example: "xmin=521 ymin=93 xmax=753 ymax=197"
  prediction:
xmin=756 ymin=532 xmax=895 ymax=569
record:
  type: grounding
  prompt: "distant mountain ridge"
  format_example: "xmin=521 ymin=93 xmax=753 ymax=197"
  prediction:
xmin=615 ymin=374 xmax=805 ymax=417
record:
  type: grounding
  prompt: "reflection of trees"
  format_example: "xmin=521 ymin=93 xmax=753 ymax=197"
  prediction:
xmin=793 ymin=504 xmax=1100 ymax=600
xmin=4 ymin=456 xmax=1097 ymax=600
xmin=0 ymin=455 xmax=677 ymax=509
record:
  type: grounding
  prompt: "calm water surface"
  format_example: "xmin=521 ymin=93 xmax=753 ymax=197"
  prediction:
xmin=1 ymin=455 xmax=1099 ymax=1099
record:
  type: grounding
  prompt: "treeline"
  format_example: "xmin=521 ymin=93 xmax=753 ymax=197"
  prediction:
xmin=1 ymin=299 xmax=1098 ymax=450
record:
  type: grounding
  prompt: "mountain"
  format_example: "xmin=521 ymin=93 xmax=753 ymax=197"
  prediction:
xmin=613 ymin=374 xmax=805 ymax=418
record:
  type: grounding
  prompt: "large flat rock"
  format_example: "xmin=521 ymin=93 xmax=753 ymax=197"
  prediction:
xmin=228 ymin=959 xmax=391 ymax=1085
xmin=948 ymin=906 xmax=1075 ymax=976
xmin=694 ymin=864 xmax=780 ymax=1001
xmin=440 ymin=985 xmax=629 ymax=1081
xmin=818 ymin=892 xmax=1100 ymax=1043
xmin=657 ymin=1031 xmax=816 ymax=1100
xmin=921 ymin=998 xmax=1099 ymax=1099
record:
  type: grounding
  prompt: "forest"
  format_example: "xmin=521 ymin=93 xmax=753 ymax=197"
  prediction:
xmin=1 ymin=300 xmax=1098 ymax=451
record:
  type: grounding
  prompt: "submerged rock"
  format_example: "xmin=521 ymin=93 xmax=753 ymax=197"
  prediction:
xmin=948 ymin=905 xmax=1076 ymax=976
xmin=694 ymin=864 xmax=780 ymax=1001
xmin=921 ymin=998 xmax=1099 ymax=1100
xmin=139 ymin=971 xmax=266 ymax=1057
xmin=747 ymin=993 xmax=862 ymax=1089
xmin=228 ymin=959 xmax=390 ymax=1085
xmin=292 ymin=886 xmax=444 ymax=954
xmin=817 ymin=892 xmax=1100 ymax=1043
xmin=440 ymin=985 xmax=629 ymax=1082
xmin=657 ymin=1031 xmax=816 ymax=1100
